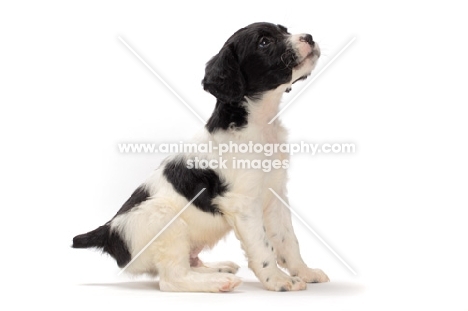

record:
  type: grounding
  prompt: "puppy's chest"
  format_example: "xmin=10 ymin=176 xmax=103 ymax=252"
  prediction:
xmin=262 ymin=126 xmax=283 ymax=145
xmin=245 ymin=123 xmax=289 ymax=158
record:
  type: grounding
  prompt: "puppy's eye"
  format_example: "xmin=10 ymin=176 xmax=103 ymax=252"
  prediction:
xmin=259 ymin=37 xmax=272 ymax=48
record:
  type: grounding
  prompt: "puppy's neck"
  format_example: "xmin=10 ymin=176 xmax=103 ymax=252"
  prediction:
xmin=205 ymin=85 xmax=290 ymax=134
xmin=246 ymin=86 xmax=288 ymax=127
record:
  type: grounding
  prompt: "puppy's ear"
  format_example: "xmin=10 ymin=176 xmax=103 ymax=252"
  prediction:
xmin=202 ymin=45 xmax=245 ymax=102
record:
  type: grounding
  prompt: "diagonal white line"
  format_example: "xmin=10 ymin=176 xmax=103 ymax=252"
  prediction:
xmin=268 ymin=37 xmax=356 ymax=124
xmin=268 ymin=188 xmax=357 ymax=275
xmin=118 ymin=188 xmax=206 ymax=275
xmin=118 ymin=36 xmax=206 ymax=125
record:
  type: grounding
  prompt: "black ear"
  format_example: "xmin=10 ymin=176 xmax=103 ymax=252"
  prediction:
xmin=202 ymin=45 xmax=245 ymax=102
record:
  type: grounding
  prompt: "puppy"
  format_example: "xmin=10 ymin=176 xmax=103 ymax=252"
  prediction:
xmin=73 ymin=22 xmax=329 ymax=292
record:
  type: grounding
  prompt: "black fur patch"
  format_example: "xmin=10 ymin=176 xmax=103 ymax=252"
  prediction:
xmin=114 ymin=185 xmax=150 ymax=217
xmin=163 ymin=157 xmax=228 ymax=215
xmin=72 ymin=224 xmax=131 ymax=268
xmin=206 ymin=100 xmax=248 ymax=133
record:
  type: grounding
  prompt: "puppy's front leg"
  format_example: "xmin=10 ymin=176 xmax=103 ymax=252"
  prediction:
xmin=264 ymin=191 xmax=329 ymax=283
xmin=224 ymin=200 xmax=306 ymax=291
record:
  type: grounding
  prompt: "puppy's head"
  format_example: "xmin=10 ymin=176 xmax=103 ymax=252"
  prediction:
xmin=202 ymin=22 xmax=320 ymax=102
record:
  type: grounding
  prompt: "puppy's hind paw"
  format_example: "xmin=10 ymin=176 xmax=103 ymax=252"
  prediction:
xmin=193 ymin=261 xmax=240 ymax=274
xmin=213 ymin=274 xmax=243 ymax=292
xmin=160 ymin=272 xmax=242 ymax=293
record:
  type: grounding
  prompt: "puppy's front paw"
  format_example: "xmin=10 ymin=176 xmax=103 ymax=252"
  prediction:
xmin=294 ymin=267 xmax=329 ymax=283
xmin=263 ymin=272 xmax=307 ymax=291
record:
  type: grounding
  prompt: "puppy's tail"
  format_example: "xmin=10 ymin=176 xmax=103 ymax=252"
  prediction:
xmin=72 ymin=224 xmax=131 ymax=268
xmin=72 ymin=225 xmax=109 ymax=249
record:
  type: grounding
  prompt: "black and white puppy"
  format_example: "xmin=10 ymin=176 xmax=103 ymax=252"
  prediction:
xmin=73 ymin=22 xmax=329 ymax=292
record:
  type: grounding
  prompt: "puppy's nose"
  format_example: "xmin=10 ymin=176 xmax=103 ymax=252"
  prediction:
xmin=300 ymin=34 xmax=314 ymax=46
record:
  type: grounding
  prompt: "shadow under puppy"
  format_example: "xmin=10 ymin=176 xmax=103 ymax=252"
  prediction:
xmin=73 ymin=22 xmax=329 ymax=292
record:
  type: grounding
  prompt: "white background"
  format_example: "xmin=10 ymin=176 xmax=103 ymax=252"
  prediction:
xmin=1 ymin=1 xmax=467 ymax=310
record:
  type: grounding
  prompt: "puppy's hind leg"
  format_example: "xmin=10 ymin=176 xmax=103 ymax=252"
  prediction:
xmin=154 ymin=217 xmax=242 ymax=292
